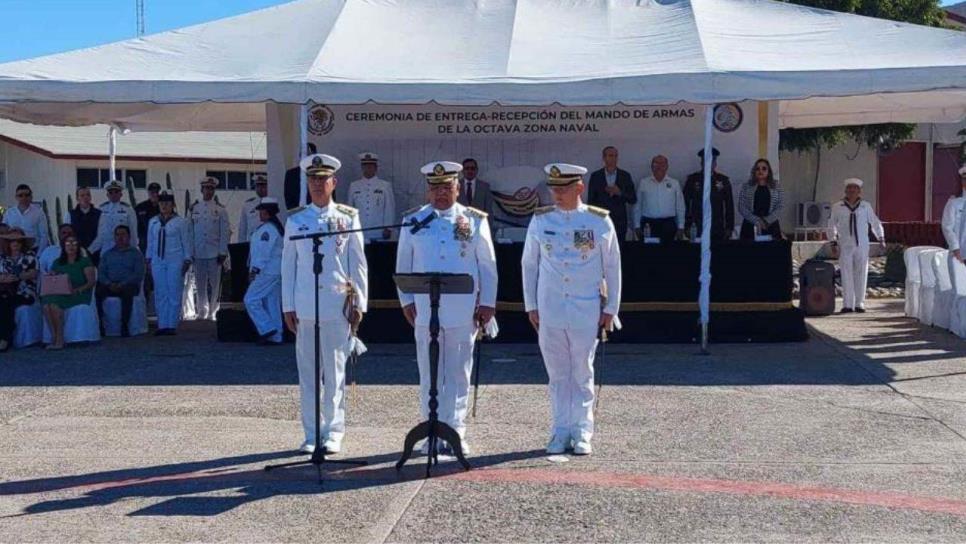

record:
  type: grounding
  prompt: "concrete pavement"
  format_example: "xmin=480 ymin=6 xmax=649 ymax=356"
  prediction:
xmin=1 ymin=299 xmax=965 ymax=542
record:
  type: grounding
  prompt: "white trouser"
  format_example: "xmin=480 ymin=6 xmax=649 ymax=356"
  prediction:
xmin=296 ymin=318 xmax=351 ymax=444
xmin=538 ymin=325 xmax=599 ymax=442
xmin=840 ymin=245 xmax=870 ymax=310
xmin=415 ymin=325 xmax=476 ymax=438
xmin=151 ymin=258 xmax=185 ymax=330
xmin=182 ymin=268 xmax=197 ymax=320
xmin=243 ymin=272 xmax=282 ymax=342
xmin=193 ymin=258 xmax=222 ymax=321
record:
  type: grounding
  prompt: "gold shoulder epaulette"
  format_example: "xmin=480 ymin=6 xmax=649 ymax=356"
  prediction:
xmin=402 ymin=206 xmax=422 ymax=217
xmin=465 ymin=206 xmax=488 ymax=218
xmin=335 ymin=203 xmax=358 ymax=216
xmin=287 ymin=205 xmax=305 ymax=214
xmin=533 ymin=205 xmax=554 ymax=216
xmin=587 ymin=205 xmax=610 ymax=217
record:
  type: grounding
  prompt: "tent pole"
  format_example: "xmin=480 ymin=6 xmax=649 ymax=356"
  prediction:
xmin=299 ymin=104 xmax=308 ymax=206
xmin=699 ymin=105 xmax=714 ymax=354
xmin=108 ymin=125 xmax=117 ymax=181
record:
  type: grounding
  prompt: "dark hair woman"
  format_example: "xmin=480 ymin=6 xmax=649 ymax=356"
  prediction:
xmin=738 ymin=159 xmax=784 ymax=240
xmin=42 ymin=235 xmax=96 ymax=350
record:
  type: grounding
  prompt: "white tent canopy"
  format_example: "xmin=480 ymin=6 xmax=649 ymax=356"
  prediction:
xmin=0 ymin=0 xmax=963 ymax=131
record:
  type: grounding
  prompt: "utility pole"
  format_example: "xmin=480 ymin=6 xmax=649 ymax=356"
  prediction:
xmin=136 ymin=0 xmax=145 ymax=37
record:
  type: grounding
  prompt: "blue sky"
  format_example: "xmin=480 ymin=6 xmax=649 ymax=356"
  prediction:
xmin=0 ymin=0 xmax=961 ymax=64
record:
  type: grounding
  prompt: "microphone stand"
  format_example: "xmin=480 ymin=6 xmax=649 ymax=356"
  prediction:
xmin=264 ymin=217 xmax=419 ymax=484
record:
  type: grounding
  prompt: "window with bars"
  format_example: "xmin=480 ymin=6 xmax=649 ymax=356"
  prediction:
xmin=205 ymin=171 xmax=267 ymax=191
xmin=76 ymin=168 xmax=147 ymax=189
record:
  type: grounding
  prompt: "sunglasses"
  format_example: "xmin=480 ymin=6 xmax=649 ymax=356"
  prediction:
xmin=16 ymin=192 xmax=30 ymax=198
xmin=755 ymin=166 xmax=770 ymax=172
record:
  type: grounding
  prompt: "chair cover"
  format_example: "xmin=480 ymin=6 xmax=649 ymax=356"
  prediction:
xmin=904 ymin=246 xmax=933 ymax=318
xmin=13 ymin=300 xmax=43 ymax=348
xmin=101 ymin=293 xmax=149 ymax=336
xmin=918 ymin=248 xmax=941 ymax=325
xmin=947 ymin=255 xmax=966 ymax=337
xmin=43 ymin=295 xmax=101 ymax=345
xmin=931 ymin=249 xmax=953 ymax=330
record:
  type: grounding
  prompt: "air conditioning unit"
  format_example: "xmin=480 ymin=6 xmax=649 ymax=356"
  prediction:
xmin=797 ymin=201 xmax=831 ymax=228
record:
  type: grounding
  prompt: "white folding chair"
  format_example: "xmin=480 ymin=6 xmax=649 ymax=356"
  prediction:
xmin=918 ymin=248 xmax=942 ymax=325
xmin=43 ymin=293 xmax=101 ymax=345
xmin=947 ymin=255 xmax=966 ymax=337
xmin=931 ymin=249 xmax=953 ymax=330
xmin=13 ymin=299 xmax=43 ymax=348
xmin=904 ymin=246 xmax=932 ymax=318
xmin=101 ymin=288 xmax=149 ymax=337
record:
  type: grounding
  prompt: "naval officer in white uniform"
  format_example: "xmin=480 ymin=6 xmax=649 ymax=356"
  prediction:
xmin=146 ymin=193 xmax=193 ymax=335
xmin=395 ymin=161 xmax=498 ymax=455
xmin=244 ymin=197 xmax=284 ymax=345
xmin=238 ymin=174 xmax=269 ymax=243
xmin=829 ymin=178 xmax=885 ymax=313
xmin=90 ymin=180 xmax=138 ymax=257
xmin=188 ymin=177 xmax=230 ymax=321
xmin=347 ymin=152 xmax=395 ymax=241
xmin=941 ymin=166 xmax=966 ymax=263
xmin=522 ymin=163 xmax=622 ymax=456
xmin=282 ymin=154 xmax=368 ymax=454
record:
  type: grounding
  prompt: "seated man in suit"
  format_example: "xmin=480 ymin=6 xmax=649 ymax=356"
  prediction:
xmin=587 ymin=146 xmax=636 ymax=240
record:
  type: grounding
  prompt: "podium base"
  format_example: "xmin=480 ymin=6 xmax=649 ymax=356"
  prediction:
xmin=397 ymin=419 xmax=471 ymax=477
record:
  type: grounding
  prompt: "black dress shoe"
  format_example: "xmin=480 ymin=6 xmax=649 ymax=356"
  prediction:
xmin=855 ymin=307 xmax=866 ymax=313
xmin=153 ymin=328 xmax=166 ymax=336
xmin=840 ymin=308 xmax=854 ymax=314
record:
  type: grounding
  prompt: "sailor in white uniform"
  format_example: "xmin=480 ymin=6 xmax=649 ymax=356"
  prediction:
xmin=396 ymin=161 xmax=498 ymax=455
xmin=829 ymin=178 xmax=885 ymax=313
xmin=3 ymin=184 xmax=51 ymax=252
xmin=244 ymin=197 xmax=284 ymax=345
xmin=146 ymin=193 xmax=193 ymax=335
xmin=522 ymin=163 xmax=622 ymax=456
xmin=188 ymin=177 xmax=230 ymax=321
xmin=90 ymin=180 xmax=138 ymax=256
xmin=347 ymin=152 xmax=395 ymax=241
xmin=282 ymin=154 xmax=368 ymax=454
xmin=238 ymin=174 xmax=269 ymax=243
xmin=941 ymin=166 xmax=966 ymax=263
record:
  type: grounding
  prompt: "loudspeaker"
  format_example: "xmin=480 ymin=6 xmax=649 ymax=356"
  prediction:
xmin=799 ymin=259 xmax=836 ymax=316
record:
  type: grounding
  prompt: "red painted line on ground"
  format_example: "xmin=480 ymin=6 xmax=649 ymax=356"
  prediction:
xmin=446 ymin=468 xmax=966 ymax=517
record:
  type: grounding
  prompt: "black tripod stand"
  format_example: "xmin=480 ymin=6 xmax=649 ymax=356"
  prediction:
xmin=394 ymin=273 xmax=474 ymax=477
xmin=263 ymin=232 xmax=366 ymax=484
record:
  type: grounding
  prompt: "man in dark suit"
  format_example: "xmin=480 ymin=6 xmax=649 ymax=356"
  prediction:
xmin=284 ymin=143 xmax=317 ymax=210
xmin=587 ymin=146 xmax=636 ymax=239
xmin=683 ymin=147 xmax=735 ymax=241
xmin=458 ymin=158 xmax=495 ymax=216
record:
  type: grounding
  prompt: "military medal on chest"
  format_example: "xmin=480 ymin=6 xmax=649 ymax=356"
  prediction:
xmin=574 ymin=228 xmax=595 ymax=259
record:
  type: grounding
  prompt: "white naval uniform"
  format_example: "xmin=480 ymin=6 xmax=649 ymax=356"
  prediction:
xmin=942 ymin=192 xmax=966 ymax=255
xmin=244 ymin=220 xmax=283 ymax=343
xmin=829 ymin=199 xmax=884 ymax=310
xmin=282 ymin=203 xmax=368 ymax=445
xmin=395 ymin=203 xmax=498 ymax=438
xmin=188 ymin=199 xmax=230 ymax=320
xmin=632 ymin=175 xmax=685 ymax=230
xmin=90 ymin=200 xmax=138 ymax=255
xmin=238 ymin=196 xmax=262 ymax=243
xmin=522 ymin=203 xmax=622 ymax=442
xmin=146 ymin=214 xmax=193 ymax=330
xmin=3 ymin=204 xmax=51 ymax=252
xmin=347 ymin=177 xmax=395 ymax=241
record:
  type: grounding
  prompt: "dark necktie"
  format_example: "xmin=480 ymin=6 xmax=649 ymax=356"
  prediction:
xmin=845 ymin=199 xmax=860 ymax=242
xmin=466 ymin=181 xmax=473 ymax=205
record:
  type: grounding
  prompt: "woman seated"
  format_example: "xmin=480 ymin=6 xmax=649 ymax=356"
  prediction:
xmin=0 ymin=227 xmax=39 ymax=352
xmin=41 ymin=235 xmax=96 ymax=350
xmin=738 ymin=158 xmax=784 ymax=240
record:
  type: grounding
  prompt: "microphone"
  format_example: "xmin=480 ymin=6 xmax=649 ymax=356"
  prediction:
xmin=410 ymin=211 xmax=437 ymax=234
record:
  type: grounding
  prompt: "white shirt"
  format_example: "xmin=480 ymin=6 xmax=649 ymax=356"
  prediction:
xmin=633 ymin=175 xmax=685 ymax=228
xmin=829 ymin=199 xmax=885 ymax=249
xmin=941 ymin=192 xmax=966 ymax=252
xmin=90 ymin=200 xmax=138 ymax=254
xmin=146 ymin=214 xmax=193 ymax=262
xmin=238 ymin=196 xmax=262 ymax=243
xmin=604 ymin=169 xmax=617 ymax=187
xmin=281 ymin=203 xmax=368 ymax=321
xmin=522 ymin=203 xmax=622 ymax=330
xmin=249 ymin=221 xmax=283 ymax=275
xmin=3 ymin=204 xmax=50 ymax=251
xmin=348 ymin=176 xmax=395 ymax=240
xmin=396 ymin=203 xmax=498 ymax=328
xmin=189 ymin=199 xmax=230 ymax=260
